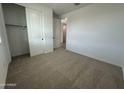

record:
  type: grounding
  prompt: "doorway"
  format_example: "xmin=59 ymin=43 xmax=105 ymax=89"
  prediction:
xmin=61 ymin=17 xmax=67 ymax=49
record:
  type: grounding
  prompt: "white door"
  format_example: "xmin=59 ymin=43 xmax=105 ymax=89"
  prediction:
xmin=26 ymin=8 xmax=45 ymax=56
xmin=43 ymin=8 xmax=53 ymax=53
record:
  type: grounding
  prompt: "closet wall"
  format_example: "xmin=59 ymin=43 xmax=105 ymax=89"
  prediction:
xmin=2 ymin=4 xmax=29 ymax=57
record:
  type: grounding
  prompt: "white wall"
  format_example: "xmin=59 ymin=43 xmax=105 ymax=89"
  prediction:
xmin=2 ymin=4 xmax=29 ymax=57
xmin=63 ymin=4 xmax=124 ymax=76
xmin=53 ymin=17 xmax=61 ymax=48
xmin=0 ymin=4 xmax=11 ymax=88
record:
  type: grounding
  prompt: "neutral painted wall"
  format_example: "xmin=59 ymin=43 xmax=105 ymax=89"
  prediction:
xmin=2 ymin=4 xmax=29 ymax=57
xmin=0 ymin=4 xmax=11 ymax=88
xmin=63 ymin=4 xmax=124 ymax=76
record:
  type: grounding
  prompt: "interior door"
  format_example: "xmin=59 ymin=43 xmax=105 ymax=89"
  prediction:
xmin=26 ymin=8 xmax=45 ymax=56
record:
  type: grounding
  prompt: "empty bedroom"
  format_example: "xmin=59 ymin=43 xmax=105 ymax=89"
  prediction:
xmin=0 ymin=2 xmax=124 ymax=89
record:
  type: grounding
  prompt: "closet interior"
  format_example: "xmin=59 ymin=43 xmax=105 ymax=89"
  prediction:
xmin=2 ymin=3 xmax=29 ymax=57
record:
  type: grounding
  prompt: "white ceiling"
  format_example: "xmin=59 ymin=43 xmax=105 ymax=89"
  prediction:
xmin=41 ymin=3 xmax=90 ymax=15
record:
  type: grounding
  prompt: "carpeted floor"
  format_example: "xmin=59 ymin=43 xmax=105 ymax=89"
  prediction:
xmin=5 ymin=47 xmax=124 ymax=89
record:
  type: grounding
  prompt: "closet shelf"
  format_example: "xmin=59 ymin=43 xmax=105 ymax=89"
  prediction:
xmin=5 ymin=24 xmax=27 ymax=27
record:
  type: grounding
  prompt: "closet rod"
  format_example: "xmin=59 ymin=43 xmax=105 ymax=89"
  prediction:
xmin=5 ymin=24 xmax=27 ymax=27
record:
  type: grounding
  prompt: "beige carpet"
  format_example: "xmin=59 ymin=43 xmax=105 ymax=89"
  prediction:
xmin=5 ymin=47 xmax=124 ymax=89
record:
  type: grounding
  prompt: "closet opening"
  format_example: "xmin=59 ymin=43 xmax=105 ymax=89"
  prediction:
xmin=2 ymin=3 xmax=30 ymax=58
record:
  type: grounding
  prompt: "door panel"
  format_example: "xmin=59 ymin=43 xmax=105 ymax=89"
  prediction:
xmin=26 ymin=8 xmax=44 ymax=56
xmin=44 ymin=8 xmax=53 ymax=53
